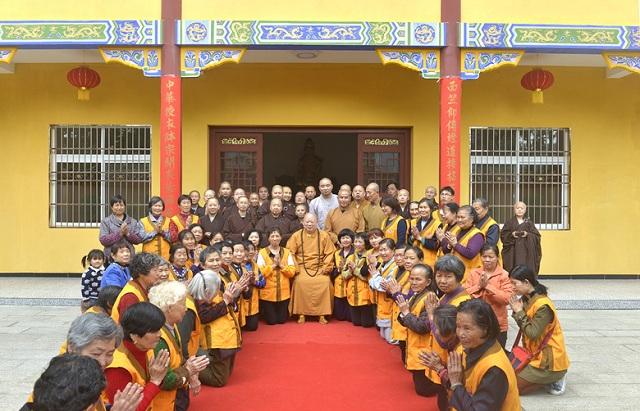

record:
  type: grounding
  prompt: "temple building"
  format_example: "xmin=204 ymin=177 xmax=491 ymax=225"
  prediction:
xmin=0 ymin=0 xmax=638 ymax=276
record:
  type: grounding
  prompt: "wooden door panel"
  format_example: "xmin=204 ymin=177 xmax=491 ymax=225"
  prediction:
xmin=357 ymin=132 xmax=410 ymax=189
xmin=210 ymin=131 xmax=263 ymax=192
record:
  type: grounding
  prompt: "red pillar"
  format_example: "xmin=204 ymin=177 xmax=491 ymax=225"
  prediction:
xmin=160 ymin=0 xmax=182 ymax=216
xmin=439 ymin=0 xmax=461 ymax=199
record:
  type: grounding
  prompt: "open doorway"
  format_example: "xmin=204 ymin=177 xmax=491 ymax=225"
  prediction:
xmin=263 ymin=132 xmax=357 ymax=192
xmin=209 ymin=127 xmax=410 ymax=193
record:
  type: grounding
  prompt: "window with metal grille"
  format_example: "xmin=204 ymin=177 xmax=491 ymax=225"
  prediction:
xmin=470 ymin=127 xmax=570 ymax=230
xmin=49 ymin=125 xmax=151 ymax=227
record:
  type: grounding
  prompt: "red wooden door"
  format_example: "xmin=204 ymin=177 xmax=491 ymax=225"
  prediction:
xmin=210 ymin=131 xmax=263 ymax=193
xmin=357 ymin=132 xmax=410 ymax=189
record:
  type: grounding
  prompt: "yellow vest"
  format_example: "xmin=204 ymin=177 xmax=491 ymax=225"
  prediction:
xmin=423 ymin=289 xmax=471 ymax=383
xmin=111 ymin=280 xmax=147 ymax=324
xmin=344 ymin=252 xmax=371 ymax=307
xmin=151 ymin=325 xmax=184 ymax=411
xmin=333 ymin=249 xmax=352 ymax=298
xmin=524 ymin=295 xmax=570 ymax=371
xmin=170 ymin=214 xmax=200 ymax=233
xmin=413 ymin=217 xmax=439 ymax=268
xmin=452 ymin=227 xmax=484 ymax=283
xmin=106 ymin=344 xmax=153 ymax=411
xmin=169 ymin=265 xmax=193 ymax=283
xmin=405 ymin=290 xmax=431 ymax=370
xmin=436 ymin=222 xmax=461 ymax=257
xmin=477 ymin=216 xmax=498 ymax=238
xmin=375 ymin=260 xmax=397 ymax=321
xmin=458 ymin=341 xmax=522 ymax=411
xmin=381 ymin=215 xmax=405 ymax=244
xmin=140 ymin=216 xmax=171 ymax=260
xmin=258 ymin=247 xmax=296 ymax=302
xmin=390 ymin=270 xmax=411 ymax=341
xmin=200 ymin=272 xmax=242 ymax=350
xmin=185 ymin=297 xmax=202 ymax=357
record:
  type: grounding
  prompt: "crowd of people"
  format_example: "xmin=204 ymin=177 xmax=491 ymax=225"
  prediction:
xmin=23 ymin=179 xmax=566 ymax=411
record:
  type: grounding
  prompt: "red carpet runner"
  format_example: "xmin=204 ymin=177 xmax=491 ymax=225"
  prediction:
xmin=191 ymin=320 xmax=438 ymax=410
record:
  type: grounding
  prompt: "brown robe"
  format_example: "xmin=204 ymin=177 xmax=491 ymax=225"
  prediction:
xmin=222 ymin=211 xmax=256 ymax=243
xmin=324 ymin=206 xmax=365 ymax=243
xmin=200 ymin=213 xmax=226 ymax=241
xmin=286 ymin=229 xmax=336 ymax=316
xmin=255 ymin=213 xmax=293 ymax=246
xmin=500 ymin=217 xmax=542 ymax=274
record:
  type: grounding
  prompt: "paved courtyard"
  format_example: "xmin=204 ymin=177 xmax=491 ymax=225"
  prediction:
xmin=1 ymin=278 xmax=639 ymax=410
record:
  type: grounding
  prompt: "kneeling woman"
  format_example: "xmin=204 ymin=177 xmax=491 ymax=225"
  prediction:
xmin=257 ymin=228 xmax=296 ymax=325
xmin=396 ymin=264 xmax=437 ymax=397
xmin=447 ymin=299 xmax=521 ymax=411
xmin=149 ymin=281 xmax=210 ymax=411
xmin=509 ymin=265 xmax=570 ymax=395
xmin=105 ymin=302 xmax=171 ymax=410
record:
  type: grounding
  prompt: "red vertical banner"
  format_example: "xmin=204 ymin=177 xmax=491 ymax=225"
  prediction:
xmin=160 ymin=74 xmax=182 ymax=217
xmin=439 ymin=77 xmax=462 ymax=199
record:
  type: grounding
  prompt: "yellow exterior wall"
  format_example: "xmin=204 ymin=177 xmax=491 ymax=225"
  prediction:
xmin=462 ymin=66 xmax=640 ymax=275
xmin=0 ymin=64 xmax=159 ymax=273
xmin=182 ymin=0 xmax=439 ymax=21
xmin=0 ymin=0 xmax=160 ymax=19
xmin=0 ymin=62 xmax=639 ymax=275
xmin=463 ymin=0 xmax=640 ymax=25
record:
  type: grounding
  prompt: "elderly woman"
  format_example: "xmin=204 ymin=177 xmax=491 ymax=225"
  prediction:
xmin=435 ymin=202 xmax=460 ymax=257
xmin=395 ymin=264 xmax=437 ymax=398
xmin=201 ymin=197 xmax=224 ymax=243
xmin=501 ymin=202 xmax=542 ymax=274
xmin=111 ymin=253 xmax=162 ymax=323
xmin=169 ymin=195 xmax=200 ymax=243
xmin=439 ymin=205 xmax=485 ymax=283
xmin=99 ymin=195 xmax=143 ymax=261
xmin=105 ymin=302 xmax=170 ymax=410
xmin=509 ymin=265 xmax=569 ymax=396
xmin=410 ymin=197 xmax=439 ymax=268
xmin=380 ymin=197 xmax=407 ymax=246
xmin=465 ymin=244 xmax=513 ymax=348
xmin=188 ymin=248 xmax=249 ymax=387
xmin=447 ymin=299 xmax=521 ymax=410
xmin=472 ymin=198 xmax=500 ymax=247
xmin=140 ymin=196 xmax=171 ymax=260
xmin=148 ymin=281 xmax=210 ymax=411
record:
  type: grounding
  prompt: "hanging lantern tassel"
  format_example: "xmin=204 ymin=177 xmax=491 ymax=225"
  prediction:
xmin=532 ymin=88 xmax=543 ymax=104
xmin=78 ymin=87 xmax=90 ymax=101
xmin=67 ymin=66 xmax=101 ymax=101
xmin=521 ymin=69 xmax=554 ymax=105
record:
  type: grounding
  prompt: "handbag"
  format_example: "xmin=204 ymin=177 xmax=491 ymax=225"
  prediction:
xmin=508 ymin=325 xmax=555 ymax=373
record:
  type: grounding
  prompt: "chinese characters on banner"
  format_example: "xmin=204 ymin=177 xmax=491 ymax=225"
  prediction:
xmin=439 ymin=77 xmax=461 ymax=197
xmin=160 ymin=74 xmax=182 ymax=216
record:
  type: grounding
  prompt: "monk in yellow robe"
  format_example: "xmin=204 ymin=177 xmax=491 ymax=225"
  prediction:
xmin=286 ymin=213 xmax=336 ymax=324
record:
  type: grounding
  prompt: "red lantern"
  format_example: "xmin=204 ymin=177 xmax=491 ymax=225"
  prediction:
xmin=67 ymin=66 xmax=101 ymax=101
xmin=521 ymin=69 xmax=554 ymax=104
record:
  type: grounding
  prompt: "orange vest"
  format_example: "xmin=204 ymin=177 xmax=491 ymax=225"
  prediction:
xmin=170 ymin=214 xmax=200 ymax=233
xmin=140 ymin=216 xmax=171 ymax=260
xmin=456 ymin=341 xmax=522 ymax=411
xmin=375 ymin=260 xmax=397 ymax=321
xmin=390 ymin=270 xmax=411 ymax=341
xmin=404 ymin=290 xmax=431 ymax=370
xmin=523 ymin=295 xmax=570 ymax=371
xmin=151 ymin=325 xmax=184 ymax=411
xmin=344 ymin=252 xmax=371 ymax=306
xmin=381 ymin=215 xmax=405 ymax=244
xmin=258 ymin=247 xmax=296 ymax=302
xmin=200 ymin=271 xmax=242 ymax=350
xmin=424 ymin=289 xmax=471 ymax=383
xmin=106 ymin=344 xmax=153 ymax=411
xmin=185 ymin=297 xmax=202 ymax=357
xmin=413 ymin=217 xmax=439 ymax=268
xmin=111 ymin=280 xmax=147 ymax=324
xmin=333 ymin=249 xmax=352 ymax=298
xmin=453 ymin=227 xmax=484 ymax=283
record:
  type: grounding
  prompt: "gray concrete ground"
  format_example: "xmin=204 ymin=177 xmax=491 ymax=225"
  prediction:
xmin=1 ymin=278 xmax=639 ymax=410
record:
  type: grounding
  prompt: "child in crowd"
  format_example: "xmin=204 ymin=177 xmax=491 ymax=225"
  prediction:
xmin=80 ymin=249 xmax=105 ymax=312
xmin=99 ymin=241 xmax=131 ymax=289
xmin=333 ymin=229 xmax=355 ymax=322
xmin=343 ymin=232 xmax=374 ymax=327
xmin=368 ymin=238 xmax=398 ymax=344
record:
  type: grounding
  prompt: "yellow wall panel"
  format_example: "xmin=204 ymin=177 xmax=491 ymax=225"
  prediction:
xmin=463 ymin=0 xmax=640 ymax=25
xmin=0 ymin=0 xmax=160 ymax=20
xmin=182 ymin=0 xmax=439 ymax=21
